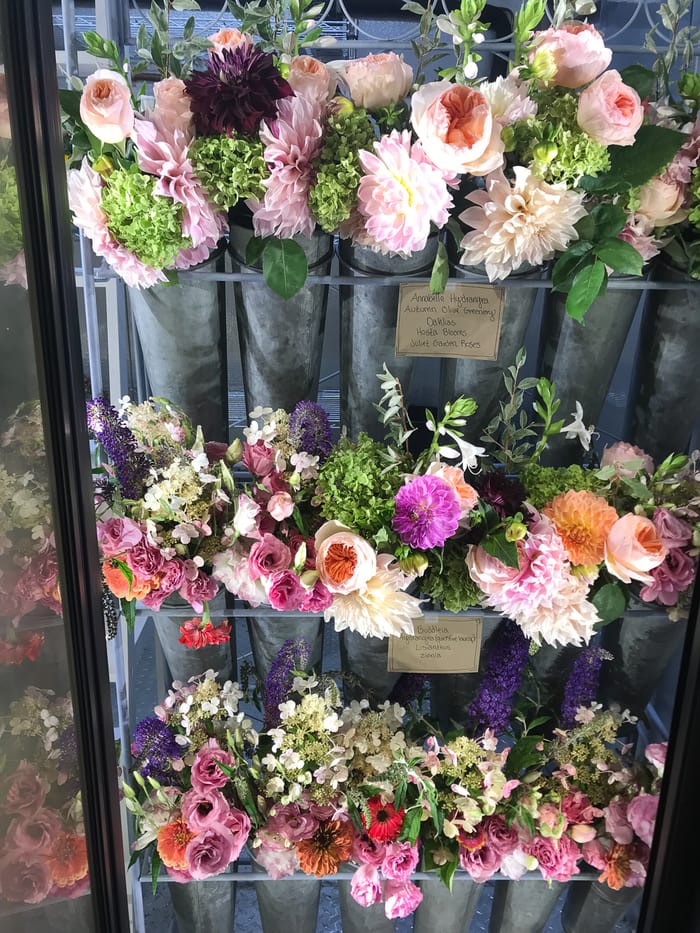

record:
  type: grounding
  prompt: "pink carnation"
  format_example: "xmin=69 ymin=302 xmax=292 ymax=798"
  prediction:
xmin=383 ymin=879 xmax=423 ymax=919
xmin=178 ymin=567 xmax=218 ymax=613
xmin=381 ymin=841 xmax=419 ymax=881
xmin=350 ymin=864 xmax=383 ymax=908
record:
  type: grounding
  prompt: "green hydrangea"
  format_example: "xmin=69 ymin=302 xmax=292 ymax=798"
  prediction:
xmin=101 ymin=169 xmax=189 ymax=269
xmin=688 ymin=165 xmax=700 ymax=230
xmin=189 ymin=134 xmax=268 ymax=210
xmin=309 ymin=108 xmax=376 ymax=233
xmin=316 ymin=433 xmax=402 ymax=544
xmin=511 ymin=92 xmax=610 ymax=187
xmin=421 ymin=540 xmax=482 ymax=613
xmin=0 ymin=157 xmax=23 ymax=266
xmin=521 ymin=463 xmax=600 ymax=511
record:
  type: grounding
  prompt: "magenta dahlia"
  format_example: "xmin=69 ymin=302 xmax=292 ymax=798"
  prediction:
xmin=392 ymin=474 xmax=460 ymax=550
xmin=184 ymin=46 xmax=293 ymax=137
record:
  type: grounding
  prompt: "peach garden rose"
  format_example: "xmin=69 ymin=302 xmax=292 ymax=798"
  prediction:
xmin=604 ymin=513 xmax=667 ymax=584
xmin=529 ymin=23 xmax=612 ymax=89
xmin=80 ymin=69 xmax=134 ymax=144
xmin=288 ymin=55 xmax=338 ymax=107
xmin=151 ymin=77 xmax=193 ymax=139
xmin=315 ymin=521 xmax=377 ymax=595
xmin=335 ymin=52 xmax=413 ymax=111
xmin=577 ymin=70 xmax=643 ymax=147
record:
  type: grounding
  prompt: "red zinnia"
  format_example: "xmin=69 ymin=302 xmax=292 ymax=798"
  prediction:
xmin=363 ymin=796 xmax=405 ymax=843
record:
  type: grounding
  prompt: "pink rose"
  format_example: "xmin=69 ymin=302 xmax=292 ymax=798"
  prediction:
xmin=248 ymin=534 xmax=292 ymax=582
xmin=577 ymin=71 xmax=643 ymax=147
xmin=383 ymin=879 xmax=423 ymax=919
xmin=626 ymin=794 xmax=659 ymax=848
xmin=190 ymin=739 xmax=235 ymax=793
xmin=178 ymin=568 xmax=218 ymax=613
xmin=529 ymin=23 xmax=611 ymax=88
xmin=224 ymin=806 xmax=252 ymax=858
xmin=242 ymin=440 xmax=275 ymax=477
xmin=208 ymin=27 xmax=252 ymax=56
xmin=336 ymin=52 xmax=413 ymax=110
xmin=639 ymin=548 xmax=696 ymax=606
xmin=152 ymin=77 xmax=193 ymax=138
xmin=288 ymin=56 xmax=337 ymax=106
xmin=268 ymin=492 xmax=295 ymax=521
xmin=381 ymin=841 xmax=419 ymax=881
xmin=605 ymin=514 xmax=667 ymax=585
xmin=1 ymin=762 xmax=47 ymax=816
xmin=80 ymin=69 xmax=134 ymax=144
xmin=524 ymin=834 xmax=581 ymax=882
xmin=300 ymin=579 xmax=334 ymax=613
xmin=185 ymin=824 xmax=236 ymax=879
xmin=604 ymin=799 xmax=634 ymax=845
xmin=601 ymin=441 xmax=654 ymax=477
xmin=141 ymin=558 xmax=186 ymax=610
xmin=350 ymin=863 xmax=383 ymax=907
xmin=460 ymin=842 xmax=502 ymax=882
xmin=411 ymin=81 xmax=504 ymax=176
xmin=6 ymin=809 xmax=62 ymax=854
xmin=351 ymin=833 xmax=387 ymax=867
xmin=97 ymin=517 xmax=143 ymax=558
xmin=483 ymin=814 xmax=519 ymax=858
xmin=0 ymin=850 xmax=52 ymax=904
xmin=636 ymin=176 xmax=687 ymax=228
xmin=425 ymin=462 xmax=478 ymax=521
xmin=315 ymin=522 xmax=377 ymax=594
xmin=181 ymin=788 xmax=232 ymax=832
xmin=266 ymin=569 xmax=307 ymax=611
xmin=652 ymin=508 xmax=692 ymax=549
xmin=125 ymin=538 xmax=165 ymax=581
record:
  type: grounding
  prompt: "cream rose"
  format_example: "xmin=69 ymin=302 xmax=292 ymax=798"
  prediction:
xmin=288 ymin=56 xmax=337 ymax=107
xmin=152 ymin=77 xmax=193 ymax=138
xmin=80 ymin=69 xmax=134 ymax=144
xmin=315 ymin=521 xmax=377 ymax=594
xmin=577 ymin=71 xmax=643 ymax=147
xmin=208 ymin=28 xmax=252 ymax=56
xmin=425 ymin=462 xmax=478 ymax=521
xmin=411 ymin=81 xmax=504 ymax=176
xmin=604 ymin=514 xmax=667 ymax=584
xmin=636 ymin=176 xmax=688 ymax=228
xmin=529 ymin=23 xmax=612 ymax=88
xmin=334 ymin=52 xmax=413 ymax=110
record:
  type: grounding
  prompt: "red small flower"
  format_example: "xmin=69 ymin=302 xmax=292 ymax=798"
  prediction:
xmin=0 ymin=631 xmax=45 ymax=665
xmin=363 ymin=796 xmax=405 ymax=842
xmin=179 ymin=618 xmax=231 ymax=648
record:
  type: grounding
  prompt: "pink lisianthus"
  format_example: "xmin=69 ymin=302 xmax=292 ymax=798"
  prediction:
xmin=211 ymin=544 xmax=268 ymax=606
xmin=97 ymin=517 xmax=144 ymax=558
xmin=6 ymin=809 xmax=62 ymax=854
xmin=181 ymin=788 xmax=232 ymax=832
xmin=577 ymin=71 xmax=643 ymax=147
xmin=619 ymin=215 xmax=661 ymax=264
xmin=350 ymin=863 xmax=383 ymax=907
xmin=264 ymin=805 xmax=318 ymax=845
xmin=483 ymin=814 xmax=519 ymax=858
xmin=561 ymin=792 xmax=603 ymax=826
xmin=381 ymin=841 xmax=419 ymax=881
xmin=190 ymin=740 xmax=235 ymax=793
xmin=266 ymin=569 xmax=307 ymax=611
xmin=355 ymin=130 xmax=453 ymax=256
xmin=268 ymin=492 xmax=295 ymax=521
xmin=645 ymin=742 xmax=667 ymax=775
xmin=383 ymin=879 xmax=423 ymax=919
xmin=626 ymin=794 xmax=659 ymax=848
xmin=300 ymin=579 xmax=334 ymax=613
xmin=0 ymin=762 xmax=47 ymax=816
xmin=639 ymin=547 xmax=697 ymax=605
xmin=248 ymin=534 xmax=293 ymax=582
xmin=523 ymin=833 xmax=581 ymax=882
xmin=351 ymin=833 xmax=387 ymax=868
xmin=225 ymin=807 xmax=252 ymax=858
xmin=410 ymin=81 xmax=504 ymax=176
xmin=185 ymin=824 xmax=236 ymax=879
xmin=460 ymin=842 xmax=503 ymax=882
xmin=125 ymin=537 xmax=165 ymax=580
xmin=0 ymin=850 xmax=52 ymax=904
xmin=529 ymin=23 xmax=612 ymax=88
xmin=604 ymin=799 xmax=634 ymax=845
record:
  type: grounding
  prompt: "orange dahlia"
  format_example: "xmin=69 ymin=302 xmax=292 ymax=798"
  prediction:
xmin=296 ymin=820 xmax=354 ymax=877
xmin=48 ymin=832 xmax=89 ymax=887
xmin=543 ymin=489 xmax=618 ymax=566
xmin=157 ymin=818 xmax=196 ymax=870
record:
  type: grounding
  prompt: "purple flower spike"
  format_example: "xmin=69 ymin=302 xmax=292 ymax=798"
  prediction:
xmin=263 ymin=637 xmax=312 ymax=729
xmin=289 ymin=401 xmax=333 ymax=461
xmin=467 ymin=620 xmax=529 ymax=734
xmin=560 ymin=647 xmax=607 ymax=728
xmin=392 ymin=474 xmax=460 ymax=550
xmin=86 ymin=397 xmax=149 ymax=500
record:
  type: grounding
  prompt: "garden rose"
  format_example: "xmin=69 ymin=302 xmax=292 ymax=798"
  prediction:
xmin=636 ymin=176 xmax=687 ymax=228
xmin=266 ymin=569 xmax=307 ymax=611
xmin=411 ymin=81 xmax=504 ymax=176
xmin=381 ymin=841 xmax=419 ymax=881
xmin=0 ymin=850 xmax=52 ymax=904
xmin=242 ymin=439 xmax=276 ymax=477
xmin=190 ymin=739 xmax=235 ymax=793
xmin=315 ymin=522 xmax=377 ymax=594
xmin=185 ymin=824 xmax=236 ymax=879
xmin=1 ymin=762 xmax=47 ymax=816
xmin=80 ymin=69 xmax=134 ymax=143
xmin=350 ymin=864 xmax=383 ymax=907
xmin=97 ymin=517 xmax=143 ymax=557
xmin=152 ymin=77 xmax=193 ymax=138
xmin=627 ymin=794 xmax=659 ymax=848
xmin=529 ymin=23 xmax=611 ymax=88
xmin=383 ymin=879 xmax=423 ymax=919
xmin=605 ymin=514 xmax=667 ymax=584
xmin=483 ymin=814 xmax=519 ymax=858
xmin=600 ymin=441 xmax=654 ymax=477
xmin=336 ymin=52 xmax=413 ymax=110
xmin=248 ymin=534 xmax=292 ymax=581
xmin=639 ymin=547 xmax=697 ymax=605
xmin=288 ymin=56 xmax=337 ymax=106
xmin=577 ymin=70 xmax=643 ymax=147
xmin=208 ymin=27 xmax=251 ymax=56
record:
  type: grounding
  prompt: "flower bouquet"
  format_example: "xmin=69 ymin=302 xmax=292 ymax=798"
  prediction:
xmin=0 ymin=687 xmax=88 ymax=906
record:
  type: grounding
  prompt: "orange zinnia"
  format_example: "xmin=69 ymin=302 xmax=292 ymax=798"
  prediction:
xmin=157 ymin=818 xmax=196 ymax=870
xmin=599 ymin=842 xmax=630 ymax=891
xmin=543 ymin=489 xmax=618 ymax=566
xmin=48 ymin=832 xmax=89 ymax=887
xmin=296 ymin=820 xmax=354 ymax=877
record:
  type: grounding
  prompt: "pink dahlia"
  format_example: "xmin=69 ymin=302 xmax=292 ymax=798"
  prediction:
xmin=392 ymin=474 xmax=461 ymax=549
xmin=250 ymin=95 xmax=324 ymax=240
xmin=356 ymin=129 xmax=453 ymax=256
xmin=459 ymin=166 xmax=587 ymax=281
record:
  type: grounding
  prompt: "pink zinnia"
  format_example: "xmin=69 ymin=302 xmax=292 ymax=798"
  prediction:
xmin=392 ymin=474 xmax=461 ymax=550
xmin=356 ymin=129 xmax=453 ymax=256
xmin=250 ymin=95 xmax=324 ymax=239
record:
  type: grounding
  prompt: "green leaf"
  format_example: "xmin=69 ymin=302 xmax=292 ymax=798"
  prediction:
xmin=394 ymin=780 xmax=407 ymax=813
xmin=150 ymin=29 xmax=165 ymax=71
xmin=597 ymin=125 xmax=687 ymax=191
xmin=594 ymin=239 xmax=644 ymax=276
xmin=262 ymin=238 xmax=308 ymax=300
xmin=172 ymin=0 xmax=201 ymax=9
xmin=182 ymin=15 xmax=196 ymax=40
xmin=430 ymin=242 xmax=449 ymax=295
xmin=120 ymin=597 xmax=136 ymax=633
xmin=565 ymin=260 xmax=606 ymax=322
xmin=592 ymin=581 xmax=627 ymax=625
xmin=245 ymin=235 xmax=268 ymax=268
xmin=150 ymin=849 xmax=162 ymax=895
xmin=59 ymin=88 xmax=83 ymax=124
xmin=346 ymin=797 xmax=364 ymax=834
xmin=505 ymin=734 xmax=545 ymax=778
xmin=620 ymin=476 xmax=652 ymax=499
xmin=480 ymin=530 xmax=519 ymax=569
xmin=620 ymin=65 xmax=656 ymax=100
xmin=551 ymin=247 xmax=594 ymax=291
xmin=398 ymin=806 xmax=422 ymax=845
xmin=437 ymin=857 xmax=459 ymax=892
xmin=588 ymin=203 xmax=628 ymax=241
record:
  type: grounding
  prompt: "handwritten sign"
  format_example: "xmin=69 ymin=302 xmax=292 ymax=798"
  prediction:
xmin=388 ymin=616 xmax=483 ymax=674
xmin=395 ymin=283 xmax=505 ymax=359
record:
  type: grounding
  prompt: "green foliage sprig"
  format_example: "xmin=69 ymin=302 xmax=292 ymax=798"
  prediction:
xmin=227 ymin=0 xmax=327 ymax=60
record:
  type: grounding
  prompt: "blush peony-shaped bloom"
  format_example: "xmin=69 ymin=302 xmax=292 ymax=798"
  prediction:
xmin=543 ymin=490 xmax=619 ymax=565
xmin=288 ymin=55 xmax=337 ymax=106
xmin=350 ymin=863 xmax=383 ymax=907
xmin=315 ymin=522 xmax=377 ymax=594
xmin=80 ymin=69 xmax=134 ymax=143
xmin=411 ymin=81 xmax=504 ymax=176
xmin=151 ymin=77 xmax=194 ymax=140
xmin=383 ymin=879 xmax=423 ymax=919
xmin=392 ymin=474 xmax=461 ymax=549
xmin=355 ymin=130 xmax=452 ymax=256
xmin=251 ymin=95 xmax=324 ymax=239
xmin=207 ymin=27 xmax=252 ymax=56
xmin=577 ymin=71 xmax=643 ymax=147
xmin=185 ymin=45 xmax=293 ymax=137
xmin=600 ymin=441 xmax=654 ymax=477
xmin=636 ymin=175 xmax=688 ymax=228
xmin=459 ymin=166 xmax=587 ymax=281
xmin=529 ymin=23 xmax=612 ymax=88
xmin=605 ymin=514 xmax=667 ymax=584
xmin=335 ymin=52 xmax=413 ymax=110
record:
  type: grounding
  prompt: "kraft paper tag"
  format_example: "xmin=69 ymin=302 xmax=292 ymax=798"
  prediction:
xmin=388 ymin=616 xmax=483 ymax=674
xmin=395 ymin=283 xmax=505 ymax=359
